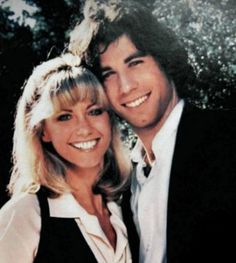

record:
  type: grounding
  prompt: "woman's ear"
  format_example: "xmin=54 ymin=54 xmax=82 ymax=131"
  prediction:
xmin=41 ymin=129 xmax=51 ymax=142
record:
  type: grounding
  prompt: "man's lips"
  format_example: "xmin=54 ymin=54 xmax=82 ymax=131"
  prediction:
xmin=123 ymin=93 xmax=150 ymax=108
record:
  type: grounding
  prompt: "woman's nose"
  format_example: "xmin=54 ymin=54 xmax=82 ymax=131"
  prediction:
xmin=75 ymin=118 xmax=92 ymax=137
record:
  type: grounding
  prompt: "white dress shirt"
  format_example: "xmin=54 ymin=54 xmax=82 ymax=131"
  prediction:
xmin=0 ymin=192 xmax=131 ymax=263
xmin=130 ymin=100 xmax=184 ymax=263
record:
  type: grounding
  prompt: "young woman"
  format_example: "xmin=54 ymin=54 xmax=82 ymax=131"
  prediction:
xmin=0 ymin=53 xmax=132 ymax=263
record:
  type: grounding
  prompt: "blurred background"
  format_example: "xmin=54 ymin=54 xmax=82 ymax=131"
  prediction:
xmin=0 ymin=0 xmax=235 ymax=207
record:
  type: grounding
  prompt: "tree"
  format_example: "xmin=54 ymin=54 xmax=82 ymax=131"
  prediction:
xmin=24 ymin=0 xmax=82 ymax=59
xmin=0 ymin=4 xmax=35 ymax=206
xmin=1 ymin=0 xmax=235 ymax=206
xmin=152 ymin=0 xmax=236 ymax=108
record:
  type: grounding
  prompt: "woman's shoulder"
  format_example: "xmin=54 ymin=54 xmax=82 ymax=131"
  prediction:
xmin=0 ymin=193 xmax=41 ymax=262
xmin=0 ymin=192 xmax=40 ymax=230
xmin=1 ymin=192 xmax=39 ymax=212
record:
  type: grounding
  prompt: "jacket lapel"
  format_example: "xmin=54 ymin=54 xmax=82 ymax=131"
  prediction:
xmin=121 ymin=187 xmax=140 ymax=263
xmin=166 ymin=104 xmax=206 ymax=262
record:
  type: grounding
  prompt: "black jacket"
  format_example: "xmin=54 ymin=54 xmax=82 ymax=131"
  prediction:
xmin=34 ymin=188 xmax=97 ymax=263
xmin=122 ymin=104 xmax=236 ymax=263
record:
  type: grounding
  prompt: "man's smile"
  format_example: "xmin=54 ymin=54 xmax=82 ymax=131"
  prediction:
xmin=123 ymin=93 xmax=151 ymax=108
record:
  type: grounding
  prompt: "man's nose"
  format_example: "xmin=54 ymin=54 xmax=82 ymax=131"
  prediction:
xmin=119 ymin=74 xmax=137 ymax=94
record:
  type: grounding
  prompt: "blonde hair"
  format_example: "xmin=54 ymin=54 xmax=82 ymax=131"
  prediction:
xmin=9 ymin=53 xmax=131 ymax=201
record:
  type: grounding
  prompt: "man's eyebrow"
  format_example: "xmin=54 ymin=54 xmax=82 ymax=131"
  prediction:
xmin=100 ymin=66 xmax=111 ymax=73
xmin=100 ymin=51 xmax=146 ymax=72
xmin=124 ymin=50 xmax=146 ymax=64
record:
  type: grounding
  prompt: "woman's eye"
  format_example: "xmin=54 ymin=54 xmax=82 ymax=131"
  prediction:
xmin=57 ymin=114 xmax=72 ymax=121
xmin=89 ymin=108 xmax=104 ymax=116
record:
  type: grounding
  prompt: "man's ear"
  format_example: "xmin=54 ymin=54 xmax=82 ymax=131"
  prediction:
xmin=41 ymin=129 xmax=51 ymax=142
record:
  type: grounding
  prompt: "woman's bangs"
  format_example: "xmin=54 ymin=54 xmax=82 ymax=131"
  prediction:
xmin=51 ymin=78 xmax=108 ymax=112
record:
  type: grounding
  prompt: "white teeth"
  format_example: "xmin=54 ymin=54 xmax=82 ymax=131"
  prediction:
xmin=125 ymin=95 xmax=148 ymax=108
xmin=72 ymin=140 xmax=97 ymax=150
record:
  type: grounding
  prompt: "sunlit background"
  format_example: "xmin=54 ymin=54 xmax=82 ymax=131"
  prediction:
xmin=0 ymin=0 xmax=236 ymax=206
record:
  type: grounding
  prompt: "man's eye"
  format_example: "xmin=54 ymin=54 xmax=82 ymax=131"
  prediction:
xmin=89 ymin=108 xmax=104 ymax=116
xmin=129 ymin=60 xmax=143 ymax=67
xmin=57 ymin=114 xmax=72 ymax=121
xmin=102 ymin=71 xmax=114 ymax=81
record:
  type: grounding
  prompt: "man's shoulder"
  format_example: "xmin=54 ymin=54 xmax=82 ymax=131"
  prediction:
xmin=181 ymin=103 xmax=236 ymax=132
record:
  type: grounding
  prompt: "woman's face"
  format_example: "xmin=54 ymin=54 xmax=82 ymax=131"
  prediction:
xmin=42 ymin=98 xmax=111 ymax=171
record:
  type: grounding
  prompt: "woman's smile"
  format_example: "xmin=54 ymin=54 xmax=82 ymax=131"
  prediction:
xmin=70 ymin=138 xmax=100 ymax=151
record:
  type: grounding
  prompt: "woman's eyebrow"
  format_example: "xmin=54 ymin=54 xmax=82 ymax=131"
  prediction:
xmin=87 ymin=102 xmax=100 ymax=109
xmin=58 ymin=109 xmax=73 ymax=112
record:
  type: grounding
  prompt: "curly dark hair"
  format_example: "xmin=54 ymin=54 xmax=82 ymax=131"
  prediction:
xmin=86 ymin=1 xmax=196 ymax=98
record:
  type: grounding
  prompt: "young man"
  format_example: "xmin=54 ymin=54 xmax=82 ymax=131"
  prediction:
xmin=69 ymin=1 xmax=236 ymax=262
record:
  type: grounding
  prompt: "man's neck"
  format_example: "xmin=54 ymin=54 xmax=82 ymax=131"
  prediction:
xmin=134 ymin=90 xmax=180 ymax=162
xmin=134 ymin=122 xmax=164 ymax=164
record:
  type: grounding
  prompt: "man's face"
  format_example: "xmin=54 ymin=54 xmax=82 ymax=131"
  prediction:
xmin=99 ymin=34 xmax=178 ymax=132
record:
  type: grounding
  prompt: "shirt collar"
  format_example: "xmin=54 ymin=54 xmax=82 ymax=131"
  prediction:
xmin=130 ymin=99 xmax=184 ymax=163
xmin=48 ymin=193 xmax=128 ymax=249
xmin=48 ymin=192 xmax=87 ymax=218
xmin=130 ymin=138 xmax=145 ymax=164
xmin=48 ymin=193 xmax=127 ymax=232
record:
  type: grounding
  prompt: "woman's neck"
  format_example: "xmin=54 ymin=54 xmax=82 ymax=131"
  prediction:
xmin=66 ymin=166 xmax=102 ymax=213
xmin=66 ymin=166 xmax=117 ymax=250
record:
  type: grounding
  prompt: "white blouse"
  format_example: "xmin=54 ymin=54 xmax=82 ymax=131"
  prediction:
xmin=0 ymin=192 xmax=132 ymax=263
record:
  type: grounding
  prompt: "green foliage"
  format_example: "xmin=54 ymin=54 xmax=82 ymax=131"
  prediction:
xmin=0 ymin=4 xmax=36 ymax=205
xmin=0 ymin=0 xmax=236 ymax=205
xmin=152 ymin=0 xmax=236 ymax=108
xmin=23 ymin=0 xmax=82 ymax=59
